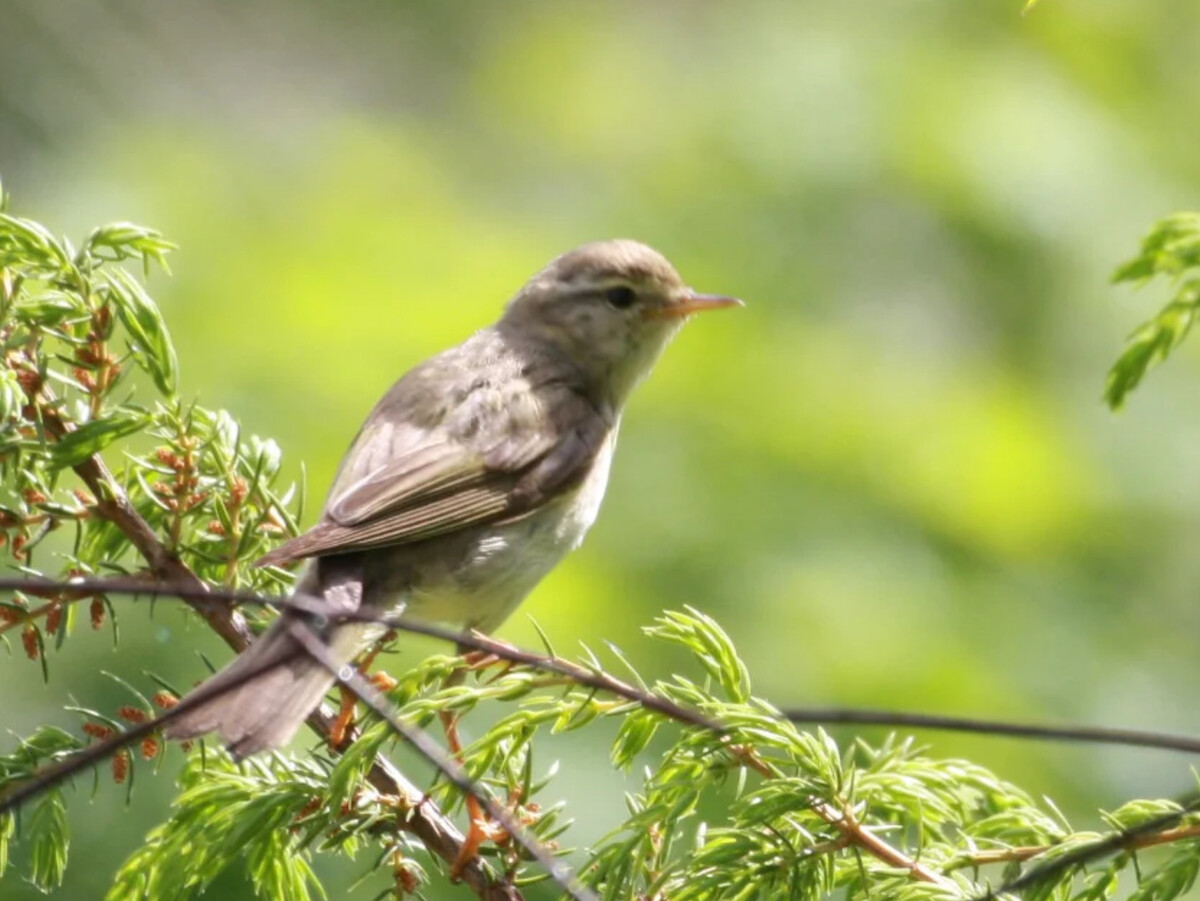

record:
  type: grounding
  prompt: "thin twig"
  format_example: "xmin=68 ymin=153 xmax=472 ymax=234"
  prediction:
xmin=0 ymin=575 xmax=724 ymax=734
xmin=734 ymin=745 xmax=953 ymax=887
xmin=37 ymin=406 xmax=248 ymax=645
xmin=812 ymin=798 xmax=950 ymax=886
xmin=953 ymin=822 xmax=1200 ymax=870
xmin=979 ymin=795 xmax=1200 ymax=900
xmin=285 ymin=620 xmax=593 ymax=901
xmin=0 ymin=574 xmax=959 ymax=889
xmin=0 ymin=645 xmax=305 ymax=813
xmin=0 ymin=571 xmax=155 ymax=636
xmin=781 ymin=707 xmax=1200 ymax=755
xmin=14 ymin=576 xmax=1200 ymax=757
xmin=12 ymin=401 xmax=507 ymax=899
xmin=15 ymin=572 xmax=1200 ymax=894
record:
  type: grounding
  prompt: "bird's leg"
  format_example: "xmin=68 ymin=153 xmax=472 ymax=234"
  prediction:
xmin=328 ymin=630 xmax=398 ymax=749
xmin=441 ymin=706 xmax=509 ymax=880
xmin=329 ymin=690 xmax=358 ymax=749
xmin=440 ymin=641 xmax=511 ymax=880
xmin=459 ymin=632 xmax=522 ymax=681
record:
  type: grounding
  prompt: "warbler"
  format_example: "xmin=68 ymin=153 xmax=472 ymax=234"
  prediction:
xmin=166 ymin=240 xmax=741 ymax=756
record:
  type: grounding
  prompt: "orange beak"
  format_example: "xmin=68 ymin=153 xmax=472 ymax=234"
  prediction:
xmin=650 ymin=292 xmax=744 ymax=319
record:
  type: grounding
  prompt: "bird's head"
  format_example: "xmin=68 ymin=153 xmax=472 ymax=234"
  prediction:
xmin=501 ymin=240 xmax=741 ymax=406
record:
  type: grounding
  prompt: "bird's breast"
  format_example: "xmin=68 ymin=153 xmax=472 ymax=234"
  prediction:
xmin=552 ymin=432 xmax=614 ymax=549
xmin=367 ymin=435 xmax=616 ymax=633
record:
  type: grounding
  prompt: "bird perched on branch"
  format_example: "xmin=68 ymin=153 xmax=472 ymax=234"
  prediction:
xmin=166 ymin=239 xmax=741 ymax=757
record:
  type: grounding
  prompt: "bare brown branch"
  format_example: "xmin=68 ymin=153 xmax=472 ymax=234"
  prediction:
xmin=953 ymin=822 xmax=1200 ymax=871
xmin=735 ymin=746 xmax=954 ymax=888
xmin=0 ymin=570 xmax=153 ymax=636
xmin=18 ymin=402 xmax=510 ymax=900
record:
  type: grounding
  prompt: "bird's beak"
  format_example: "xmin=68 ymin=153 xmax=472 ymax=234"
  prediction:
xmin=650 ymin=292 xmax=744 ymax=319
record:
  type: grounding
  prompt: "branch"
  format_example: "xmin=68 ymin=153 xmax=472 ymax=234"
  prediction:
xmin=287 ymin=621 xmax=584 ymax=900
xmin=19 ymin=404 xmax=508 ymax=899
xmin=952 ymin=822 xmax=1200 ymax=870
xmin=979 ymin=797 xmax=1200 ymax=900
xmin=0 ymin=570 xmax=155 ymax=636
xmin=0 ymin=575 xmax=724 ymax=735
xmin=19 ymin=572 xmax=1200 ymax=897
xmin=38 ymin=405 xmax=251 ymax=649
xmin=781 ymin=707 xmax=1200 ymax=755
xmin=0 ymin=643 xmax=306 ymax=811
xmin=812 ymin=798 xmax=950 ymax=887
xmin=0 ymin=574 xmax=964 ymax=892
xmin=19 ymin=577 xmax=1200 ymax=756
xmin=735 ymin=746 xmax=954 ymax=888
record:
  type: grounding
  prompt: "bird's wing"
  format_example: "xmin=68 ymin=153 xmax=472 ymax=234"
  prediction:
xmin=324 ymin=426 xmax=552 ymax=527
xmin=256 ymin=390 xmax=607 ymax=567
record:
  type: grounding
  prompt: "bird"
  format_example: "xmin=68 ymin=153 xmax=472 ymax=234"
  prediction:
xmin=165 ymin=239 xmax=741 ymax=758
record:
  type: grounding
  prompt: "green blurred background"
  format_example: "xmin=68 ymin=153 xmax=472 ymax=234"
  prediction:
xmin=4 ymin=0 xmax=1200 ymax=897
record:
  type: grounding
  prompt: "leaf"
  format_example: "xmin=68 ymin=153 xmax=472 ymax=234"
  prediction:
xmin=1112 ymin=214 xmax=1200 ymax=286
xmin=28 ymin=789 xmax=68 ymax=890
xmin=0 ymin=812 xmax=12 ymax=880
xmin=15 ymin=725 xmax=82 ymax=760
xmin=1105 ymin=212 xmax=1200 ymax=408
xmin=83 ymin=223 xmax=176 ymax=273
xmin=1105 ymin=281 xmax=1200 ymax=409
xmin=1128 ymin=843 xmax=1200 ymax=901
xmin=612 ymin=708 xmax=661 ymax=769
xmin=645 ymin=607 xmax=751 ymax=703
xmin=0 ymin=370 xmax=22 ymax=425
xmin=105 ymin=269 xmax=179 ymax=395
xmin=12 ymin=292 xmax=81 ymax=326
xmin=0 ymin=213 xmax=71 ymax=271
xmin=249 ymin=436 xmax=283 ymax=478
xmin=50 ymin=409 xmax=149 ymax=469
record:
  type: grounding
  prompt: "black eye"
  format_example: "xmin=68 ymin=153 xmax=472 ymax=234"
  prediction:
xmin=604 ymin=285 xmax=637 ymax=309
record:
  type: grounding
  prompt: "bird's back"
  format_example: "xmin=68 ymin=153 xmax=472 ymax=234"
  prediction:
xmin=327 ymin=327 xmax=605 ymax=511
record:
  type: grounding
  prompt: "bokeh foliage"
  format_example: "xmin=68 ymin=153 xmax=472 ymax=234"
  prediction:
xmin=1105 ymin=215 xmax=1200 ymax=408
xmin=3 ymin=0 xmax=1200 ymax=898
xmin=2 ymin=183 xmax=1200 ymax=901
xmin=2 ymin=192 xmax=1200 ymax=901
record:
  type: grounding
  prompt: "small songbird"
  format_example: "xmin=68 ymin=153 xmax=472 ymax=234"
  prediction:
xmin=166 ymin=240 xmax=741 ymax=757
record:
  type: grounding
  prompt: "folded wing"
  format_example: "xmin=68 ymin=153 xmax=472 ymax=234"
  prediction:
xmin=257 ymin=389 xmax=607 ymax=566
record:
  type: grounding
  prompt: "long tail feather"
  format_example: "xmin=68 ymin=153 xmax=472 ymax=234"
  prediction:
xmin=165 ymin=558 xmax=371 ymax=757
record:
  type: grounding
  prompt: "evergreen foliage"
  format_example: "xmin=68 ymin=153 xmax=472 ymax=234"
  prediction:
xmin=4 ymin=183 xmax=1200 ymax=900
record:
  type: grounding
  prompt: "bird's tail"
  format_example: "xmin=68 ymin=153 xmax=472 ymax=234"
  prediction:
xmin=165 ymin=561 xmax=371 ymax=758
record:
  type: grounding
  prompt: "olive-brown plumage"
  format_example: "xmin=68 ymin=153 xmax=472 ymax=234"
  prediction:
xmin=166 ymin=240 xmax=740 ymax=756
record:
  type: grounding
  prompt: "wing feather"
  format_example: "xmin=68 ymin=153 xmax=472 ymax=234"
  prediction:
xmin=258 ymin=484 xmax=515 ymax=564
xmin=255 ymin=340 xmax=611 ymax=568
xmin=326 ymin=439 xmax=494 ymax=526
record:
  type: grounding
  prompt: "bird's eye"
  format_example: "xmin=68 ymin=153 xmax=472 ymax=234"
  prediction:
xmin=604 ymin=285 xmax=637 ymax=309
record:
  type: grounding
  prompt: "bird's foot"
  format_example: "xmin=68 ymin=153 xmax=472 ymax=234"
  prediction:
xmin=449 ymin=793 xmax=510 ymax=881
xmin=329 ymin=687 xmax=358 ymax=748
xmin=369 ymin=670 xmax=398 ymax=691
xmin=327 ymin=633 xmax=399 ymax=749
xmin=329 ymin=671 xmax=398 ymax=749
xmin=436 ymin=710 xmax=538 ymax=880
xmin=437 ymin=709 xmax=503 ymax=878
xmin=459 ymin=638 xmax=522 ymax=684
